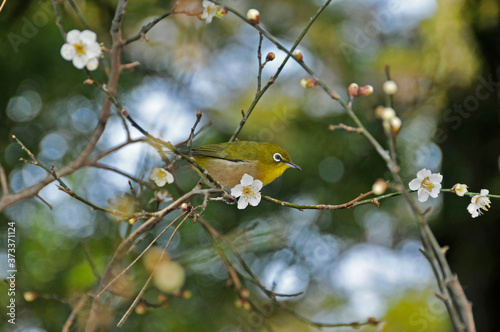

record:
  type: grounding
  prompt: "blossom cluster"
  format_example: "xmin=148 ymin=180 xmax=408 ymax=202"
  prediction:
xmin=409 ymin=168 xmax=492 ymax=218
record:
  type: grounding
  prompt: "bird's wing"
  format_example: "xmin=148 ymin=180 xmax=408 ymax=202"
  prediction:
xmin=192 ymin=144 xmax=244 ymax=162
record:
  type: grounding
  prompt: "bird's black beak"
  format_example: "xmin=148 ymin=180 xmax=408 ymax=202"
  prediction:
xmin=285 ymin=161 xmax=302 ymax=171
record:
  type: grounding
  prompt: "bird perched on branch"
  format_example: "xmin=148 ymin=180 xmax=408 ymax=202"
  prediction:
xmin=192 ymin=141 xmax=301 ymax=188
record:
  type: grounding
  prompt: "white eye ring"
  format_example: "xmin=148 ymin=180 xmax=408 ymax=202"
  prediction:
xmin=273 ymin=153 xmax=282 ymax=163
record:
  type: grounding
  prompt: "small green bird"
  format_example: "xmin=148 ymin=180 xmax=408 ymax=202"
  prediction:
xmin=192 ymin=141 xmax=301 ymax=188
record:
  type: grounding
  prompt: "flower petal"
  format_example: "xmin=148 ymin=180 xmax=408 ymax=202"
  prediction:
xmin=80 ymin=30 xmax=97 ymax=44
xmin=231 ymin=184 xmax=243 ymax=197
xmin=248 ymin=194 xmax=261 ymax=206
xmin=86 ymin=42 xmax=102 ymax=58
xmin=429 ymin=188 xmax=440 ymax=198
xmin=86 ymin=57 xmax=99 ymax=71
xmin=417 ymin=188 xmax=429 ymax=202
xmin=66 ymin=29 xmax=81 ymax=43
xmin=237 ymin=197 xmax=249 ymax=209
xmin=252 ymin=179 xmax=263 ymax=191
xmin=480 ymin=189 xmax=489 ymax=196
xmin=61 ymin=44 xmax=76 ymax=60
xmin=416 ymin=168 xmax=430 ymax=179
xmin=72 ymin=55 xmax=87 ymax=69
xmin=429 ymin=173 xmax=443 ymax=183
xmin=408 ymin=178 xmax=421 ymax=191
xmin=165 ymin=171 xmax=174 ymax=184
xmin=240 ymin=174 xmax=254 ymax=186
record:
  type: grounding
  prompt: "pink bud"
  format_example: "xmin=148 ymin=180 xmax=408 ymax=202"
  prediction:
xmin=359 ymin=85 xmax=374 ymax=96
xmin=247 ymin=9 xmax=260 ymax=24
xmin=293 ymin=50 xmax=303 ymax=62
xmin=348 ymin=83 xmax=359 ymax=98
xmin=300 ymin=77 xmax=317 ymax=88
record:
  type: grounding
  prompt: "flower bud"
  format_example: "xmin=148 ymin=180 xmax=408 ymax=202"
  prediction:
xmin=452 ymin=183 xmax=468 ymax=196
xmin=372 ymin=179 xmax=388 ymax=195
xmin=266 ymin=52 xmax=275 ymax=62
xmin=300 ymin=77 xmax=317 ymax=89
xmin=293 ymin=50 xmax=303 ymax=62
xmin=383 ymin=80 xmax=398 ymax=95
xmin=247 ymin=9 xmax=260 ymax=24
xmin=380 ymin=107 xmax=396 ymax=121
xmin=135 ymin=303 xmax=147 ymax=315
xmin=24 ymin=291 xmax=37 ymax=302
xmin=359 ymin=85 xmax=374 ymax=96
xmin=348 ymin=83 xmax=359 ymax=98
xmin=390 ymin=116 xmax=402 ymax=134
xmin=217 ymin=7 xmax=228 ymax=18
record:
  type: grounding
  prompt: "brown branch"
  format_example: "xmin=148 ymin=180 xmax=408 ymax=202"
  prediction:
xmin=0 ymin=0 xmax=130 ymax=214
xmin=0 ymin=161 xmax=9 ymax=195
xmin=62 ymin=294 xmax=90 ymax=332
xmin=261 ymin=190 xmax=408 ymax=211
xmin=328 ymin=123 xmax=362 ymax=134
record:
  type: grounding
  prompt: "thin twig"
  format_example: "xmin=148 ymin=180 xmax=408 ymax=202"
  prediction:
xmin=262 ymin=190 xmax=404 ymax=211
xmin=117 ymin=213 xmax=189 ymax=327
xmin=91 ymin=163 xmax=157 ymax=190
xmin=256 ymin=32 xmax=264 ymax=94
xmin=67 ymin=0 xmax=90 ymax=29
xmin=51 ymin=0 xmax=66 ymax=38
xmin=12 ymin=135 xmax=142 ymax=218
xmin=328 ymin=123 xmax=362 ymax=134
xmin=225 ymin=0 xmax=332 ymax=141
xmin=123 ymin=0 xmax=188 ymax=45
xmin=97 ymin=212 xmax=187 ymax=298
xmin=188 ymin=110 xmax=203 ymax=157
xmin=62 ymin=294 xmax=89 ymax=332
xmin=0 ymin=161 xmax=9 ymax=195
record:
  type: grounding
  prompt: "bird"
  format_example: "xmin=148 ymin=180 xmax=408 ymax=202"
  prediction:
xmin=191 ymin=141 xmax=301 ymax=188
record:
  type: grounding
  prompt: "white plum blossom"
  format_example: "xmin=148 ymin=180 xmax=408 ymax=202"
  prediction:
xmin=467 ymin=189 xmax=491 ymax=218
xmin=452 ymin=183 xmax=468 ymax=197
xmin=409 ymin=168 xmax=443 ymax=203
xmin=150 ymin=167 xmax=174 ymax=187
xmin=201 ymin=1 xmax=218 ymax=24
xmin=231 ymin=174 xmax=263 ymax=209
xmin=60 ymin=29 xmax=101 ymax=70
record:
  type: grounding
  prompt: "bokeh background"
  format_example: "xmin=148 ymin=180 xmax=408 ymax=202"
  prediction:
xmin=1 ymin=0 xmax=499 ymax=331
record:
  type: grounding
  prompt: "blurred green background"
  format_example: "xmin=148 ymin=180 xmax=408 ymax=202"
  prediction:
xmin=1 ymin=0 xmax=499 ymax=331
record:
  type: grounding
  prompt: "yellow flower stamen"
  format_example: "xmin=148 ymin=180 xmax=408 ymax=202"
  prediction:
xmin=74 ymin=43 xmax=86 ymax=56
xmin=421 ymin=177 xmax=434 ymax=191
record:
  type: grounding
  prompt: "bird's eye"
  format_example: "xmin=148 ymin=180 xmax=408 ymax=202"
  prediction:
xmin=273 ymin=153 xmax=282 ymax=163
